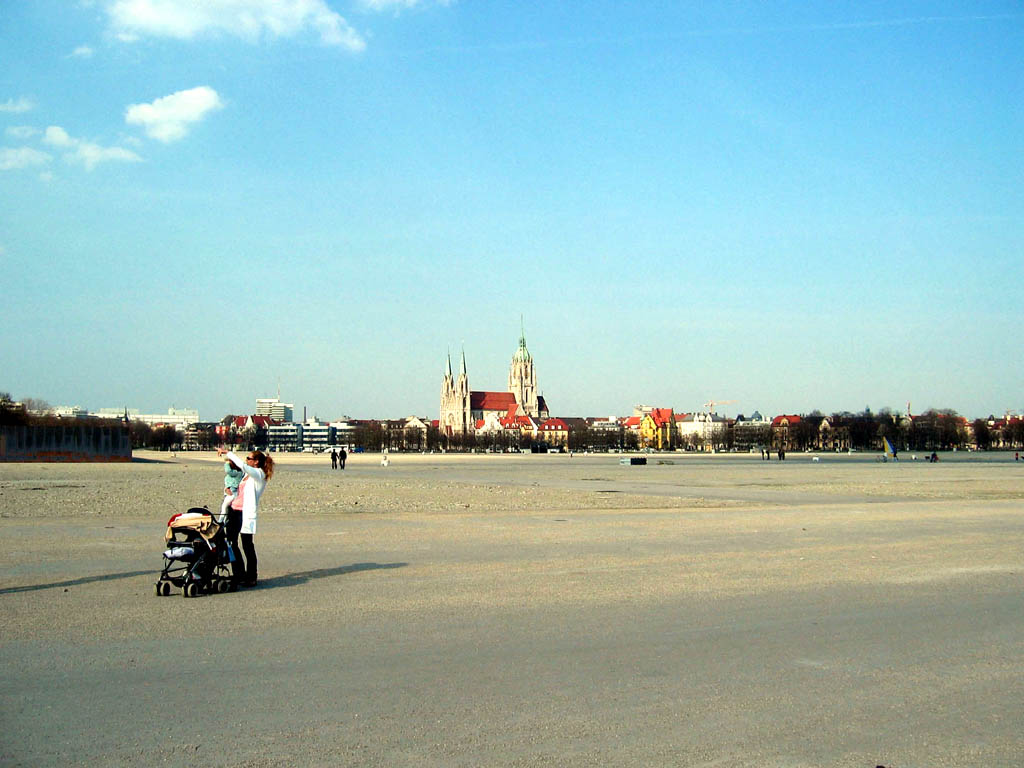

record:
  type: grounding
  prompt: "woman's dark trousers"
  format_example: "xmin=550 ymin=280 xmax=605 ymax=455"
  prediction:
xmin=240 ymin=534 xmax=257 ymax=584
xmin=225 ymin=509 xmax=245 ymax=582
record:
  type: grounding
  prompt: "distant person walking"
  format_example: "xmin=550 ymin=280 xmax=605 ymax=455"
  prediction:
xmin=217 ymin=447 xmax=274 ymax=588
xmin=330 ymin=448 xmax=338 ymax=470
xmin=339 ymin=447 xmax=347 ymax=470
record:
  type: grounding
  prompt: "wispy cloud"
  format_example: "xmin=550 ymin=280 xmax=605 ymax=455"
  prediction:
xmin=71 ymin=45 xmax=95 ymax=58
xmin=0 ymin=97 xmax=35 ymax=114
xmin=105 ymin=0 xmax=365 ymax=50
xmin=5 ymin=126 xmax=39 ymax=140
xmin=43 ymin=125 xmax=142 ymax=170
xmin=125 ymin=86 xmax=223 ymax=143
xmin=0 ymin=146 xmax=52 ymax=171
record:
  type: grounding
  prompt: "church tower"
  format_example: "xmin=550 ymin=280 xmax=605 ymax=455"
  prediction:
xmin=508 ymin=320 xmax=539 ymax=418
xmin=440 ymin=348 xmax=472 ymax=435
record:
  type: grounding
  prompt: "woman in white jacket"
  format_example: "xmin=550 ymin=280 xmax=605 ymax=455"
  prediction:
xmin=217 ymin=447 xmax=274 ymax=587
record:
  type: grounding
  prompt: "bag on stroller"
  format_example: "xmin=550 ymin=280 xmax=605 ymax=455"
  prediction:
xmin=155 ymin=506 xmax=237 ymax=597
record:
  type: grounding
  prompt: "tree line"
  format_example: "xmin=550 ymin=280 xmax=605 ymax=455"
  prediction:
xmin=5 ymin=393 xmax=1022 ymax=453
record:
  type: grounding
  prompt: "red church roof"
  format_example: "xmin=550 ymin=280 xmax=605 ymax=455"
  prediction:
xmin=470 ymin=391 xmax=517 ymax=411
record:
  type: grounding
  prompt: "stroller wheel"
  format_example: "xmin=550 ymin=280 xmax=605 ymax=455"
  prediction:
xmin=217 ymin=579 xmax=230 ymax=594
xmin=154 ymin=582 xmax=162 ymax=597
xmin=183 ymin=582 xmax=197 ymax=598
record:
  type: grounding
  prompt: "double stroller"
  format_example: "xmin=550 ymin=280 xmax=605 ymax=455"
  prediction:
xmin=155 ymin=506 xmax=238 ymax=597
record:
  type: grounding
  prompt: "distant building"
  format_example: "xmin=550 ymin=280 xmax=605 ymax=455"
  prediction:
xmin=675 ymin=412 xmax=728 ymax=451
xmin=95 ymin=407 xmax=199 ymax=430
xmin=267 ymin=421 xmax=303 ymax=452
xmin=300 ymin=419 xmax=334 ymax=452
xmin=184 ymin=422 xmax=219 ymax=450
xmin=816 ymin=416 xmax=849 ymax=452
xmin=733 ymin=411 xmax=771 ymax=452
xmin=52 ymin=405 xmax=88 ymax=418
xmin=216 ymin=415 xmax=277 ymax=447
xmin=440 ymin=325 xmax=549 ymax=436
xmin=771 ymin=415 xmax=802 ymax=452
xmin=537 ymin=417 xmax=570 ymax=448
xmin=256 ymin=397 xmax=294 ymax=423
xmin=640 ymin=408 xmax=675 ymax=449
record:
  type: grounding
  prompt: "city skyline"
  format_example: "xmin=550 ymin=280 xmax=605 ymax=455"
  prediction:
xmin=2 ymin=2 xmax=1022 ymax=420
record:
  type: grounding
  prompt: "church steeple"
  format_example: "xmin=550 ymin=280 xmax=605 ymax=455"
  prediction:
xmin=513 ymin=316 xmax=531 ymax=363
xmin=508 ymin=319 xmax=539 ymax=418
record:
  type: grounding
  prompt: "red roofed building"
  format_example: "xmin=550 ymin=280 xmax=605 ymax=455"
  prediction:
xmin=770 ymin=415 xmax=801 ymax=452
xmin=440 ymin=324 xmax=550 ymax=436
xmin=215 ymin=415 xmax=280 ymax=445
xmin=535 ymin=417 xmax=587 ymax=449
xmin=470 ymin=391 xmax=517 ymax=413
xmin=640 ymin=408 xmax=676 ymax=449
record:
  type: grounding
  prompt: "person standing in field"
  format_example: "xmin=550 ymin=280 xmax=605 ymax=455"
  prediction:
xmin=339 ymin=447 xmax=347 ymax=469
xmin=330 ymin=448 xmax=338 ymax=469
xmin=217 ymin=447 xmax=274 ymax=588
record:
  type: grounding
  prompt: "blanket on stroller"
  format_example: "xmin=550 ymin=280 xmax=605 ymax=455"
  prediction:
xmin=165 ymin=510 xmax=220 ymax=543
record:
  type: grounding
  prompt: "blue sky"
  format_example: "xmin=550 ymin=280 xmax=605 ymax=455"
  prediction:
xmin=2 ymin=1 xmax=1022 ymax=422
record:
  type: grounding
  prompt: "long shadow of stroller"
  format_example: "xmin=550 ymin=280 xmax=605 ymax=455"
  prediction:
xmin=260 ymin=562 xmax=408 ymax=589
xmin=0 ymin=570 xmax=153 ymax=595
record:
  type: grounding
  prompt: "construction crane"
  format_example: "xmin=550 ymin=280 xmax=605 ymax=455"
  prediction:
xmin=703 ymin=399 xmax=736 ymax=413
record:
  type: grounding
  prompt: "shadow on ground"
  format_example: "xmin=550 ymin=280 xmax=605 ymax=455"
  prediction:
xmin=0 ymin=570 xmax=153 ymax=595
xmin=261 ymin=562 xmax=408 ymax=589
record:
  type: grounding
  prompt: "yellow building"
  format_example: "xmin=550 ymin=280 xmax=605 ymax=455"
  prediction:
xmin=640 ymin=408 xmax=675 ymax=449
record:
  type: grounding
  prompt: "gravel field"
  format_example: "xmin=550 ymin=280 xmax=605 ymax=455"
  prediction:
xmin=2 ymin=450 xmax=1023 ymax=766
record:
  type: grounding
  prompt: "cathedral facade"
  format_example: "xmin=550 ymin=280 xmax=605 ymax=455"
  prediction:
xmin=440 ymin=328 xmax=549 ymax=436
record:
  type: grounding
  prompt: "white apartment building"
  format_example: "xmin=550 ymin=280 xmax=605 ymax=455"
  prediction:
xmin=256 ymin=398 xmax=294 ymax=423
xmin=676 ymin=412 xmax=728 ymax=450
xmin=268 ymin=422 xmax=303 ymax=451
xmin=51 ymin=405 xmax=89 ymax=418
xmin=94 ymin=407 xmax=200 ymax=429
xmin=301 ymin=419 xmax=334 ymax=451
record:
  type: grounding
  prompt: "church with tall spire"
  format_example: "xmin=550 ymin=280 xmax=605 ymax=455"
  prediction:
xmin=440 ymin=322 xmax=549 ymax=436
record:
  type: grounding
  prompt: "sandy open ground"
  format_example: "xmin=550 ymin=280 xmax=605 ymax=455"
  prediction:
xmin=2 ymin=450 xmax=1023 ymax=766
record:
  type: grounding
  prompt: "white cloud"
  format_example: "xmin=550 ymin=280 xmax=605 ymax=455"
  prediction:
xmin=106 ymin=0 xmax=366 ymax=50
xmin=71 ymin=45 xmax=95 ymax=58
xmin=43 ymin=125 xmax=142 ymax=170
xmin=0 ymin=146 xmax=52 ymax=171
xmin=43 ymin=126 xmax=75 ymax=147
xmin=124 ymin=86 xmax=223 ymax=143
xmin=0 ymin=97 xmax=35 ymax=114
xmin=5 ymin=126 xmax=38 ymax=140
xmin=39 ymin=171 xmax=54 ymax=183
